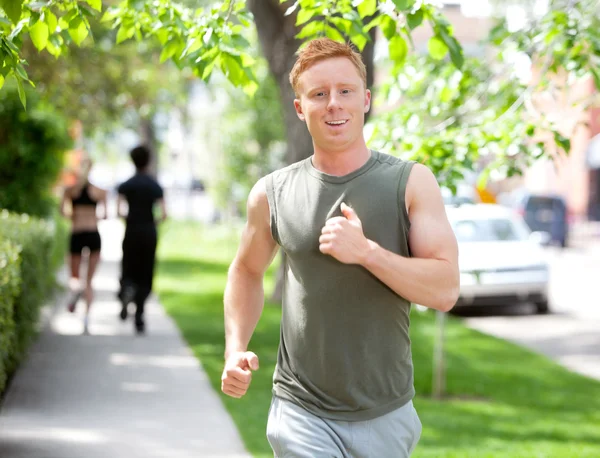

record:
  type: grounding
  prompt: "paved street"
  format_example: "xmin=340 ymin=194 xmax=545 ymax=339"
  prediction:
xmin=461 ymin=242 xmax=600 ymax=380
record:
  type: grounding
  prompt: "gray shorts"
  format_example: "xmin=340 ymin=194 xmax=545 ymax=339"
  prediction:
xmin=266 ymin=396 xmax=422 ymax=458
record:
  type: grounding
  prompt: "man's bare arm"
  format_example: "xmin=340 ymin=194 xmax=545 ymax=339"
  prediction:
xmin=362 ymin=164 xmax=459 ymax=311
xmin=157 ymin=198 xmax=167 ymax=223
xmin=224 ymin=177 xmax=279 ymax=359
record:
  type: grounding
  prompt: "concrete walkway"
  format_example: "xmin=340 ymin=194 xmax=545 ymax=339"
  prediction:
xmin=0 ymin=220 xmax=250 ymax=458
xmin=464 ymin=242 xmax=600 ymax=382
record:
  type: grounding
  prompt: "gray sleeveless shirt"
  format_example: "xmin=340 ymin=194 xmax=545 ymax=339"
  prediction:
xmin=265 ymin=150 xmax=415 ymax=421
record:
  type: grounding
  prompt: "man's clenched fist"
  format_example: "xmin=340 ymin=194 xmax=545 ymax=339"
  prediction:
xmin=319 ymin=202 xmax=373 ymax=265
xmin=221 ymin=351 xmax=259 ymax=398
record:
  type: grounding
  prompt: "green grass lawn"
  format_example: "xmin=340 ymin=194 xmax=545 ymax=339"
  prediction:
xmin=156 ymin=221 xmax=600 ymax=458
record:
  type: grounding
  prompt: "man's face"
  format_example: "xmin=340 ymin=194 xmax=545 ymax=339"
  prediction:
xmin=294 ymin=57 xmax=371 ymax=152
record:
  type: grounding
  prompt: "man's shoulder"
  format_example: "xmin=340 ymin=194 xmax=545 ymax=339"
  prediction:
xmin=265 ymin=159 xmax=307 ymax=186
xmin=373 ymin=150 xmax=414 ymax=169
xmin=142 ymin=174 xmax=162 ymax=188
xmin=271 ymin=159 xmax=306 ymax=176
xmin=117 ymin=176 xmax=133 ymax=189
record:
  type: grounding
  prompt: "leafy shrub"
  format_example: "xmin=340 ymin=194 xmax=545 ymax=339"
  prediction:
xmin=0 ymin=238 xmax=21 ymax=394
xmin=0 ymin=85 xmax=72 ymax=218
xmin=0 ymin=210 xmax=58 ymax=374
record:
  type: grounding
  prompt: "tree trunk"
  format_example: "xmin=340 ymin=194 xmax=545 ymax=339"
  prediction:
xmin=248 ymin=0 xmax=376 ymax=302
xmin=139 ymin=116 xmax=158 ymax=177
xmin=248 ymin=0 xmax=313 ymax=166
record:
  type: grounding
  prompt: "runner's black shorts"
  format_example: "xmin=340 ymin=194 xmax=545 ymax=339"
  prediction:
xmin=70 ymin=231 xmax=101 ymax=254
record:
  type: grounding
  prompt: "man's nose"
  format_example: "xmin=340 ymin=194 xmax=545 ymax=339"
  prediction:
xmin=327 ymin=93 xmax=342 ymax=111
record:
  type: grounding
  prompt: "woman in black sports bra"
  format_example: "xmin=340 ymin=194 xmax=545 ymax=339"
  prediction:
xmin=60 ymin=158 xmax=107 ymax=334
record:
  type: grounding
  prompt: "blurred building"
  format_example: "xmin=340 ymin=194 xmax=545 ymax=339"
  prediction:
xmin=388 ymin=0 xmax=600 ymax=220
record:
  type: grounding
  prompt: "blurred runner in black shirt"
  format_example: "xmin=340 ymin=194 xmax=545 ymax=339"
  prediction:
xmin=117 ymin=145 xmax=167 ymax=333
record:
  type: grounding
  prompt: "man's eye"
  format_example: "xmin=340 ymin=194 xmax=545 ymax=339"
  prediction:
xmin=316 ymin=92 xmax=326 ymax=97
xmin=341 ymin=89 xmax=351 ymax=94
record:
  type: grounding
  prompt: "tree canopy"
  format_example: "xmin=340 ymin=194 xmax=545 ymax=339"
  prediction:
xmin=1 ymin=0 xmax=599 ymax=189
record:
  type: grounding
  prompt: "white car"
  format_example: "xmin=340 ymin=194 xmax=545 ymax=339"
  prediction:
xmin=446 ymin=204 xmax=550 ymax=313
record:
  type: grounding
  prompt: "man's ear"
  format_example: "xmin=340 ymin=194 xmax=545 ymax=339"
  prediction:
xmin=364 ymin=89 xmax=371 ymax=114
xmin=294 ymin=98 xmax=306 ymax=121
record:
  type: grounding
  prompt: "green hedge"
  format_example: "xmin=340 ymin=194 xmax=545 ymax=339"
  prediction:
xmin=0 ymin=238 xmax=20 ymax=394
xmin=0 ymin=209 xmax=68 ymax=393
xmin=0 ymin=86 xmax=72 ymax=218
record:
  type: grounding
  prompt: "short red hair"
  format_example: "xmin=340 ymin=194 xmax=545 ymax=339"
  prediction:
xmin=289 ymin=38 xmax=367 ymax=95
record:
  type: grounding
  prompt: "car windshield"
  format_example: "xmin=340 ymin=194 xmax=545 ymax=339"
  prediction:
xmin=527 ymin=197 xmax=555 ymax=211
xmin=452 ymin=217 xmax=529 ymax=243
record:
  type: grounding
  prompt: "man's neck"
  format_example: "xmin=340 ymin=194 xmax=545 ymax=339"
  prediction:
xmin=311 ymin=143 xmax=371 ymax=176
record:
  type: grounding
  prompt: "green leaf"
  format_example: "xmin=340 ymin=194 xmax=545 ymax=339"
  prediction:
xmin=7 ymin=20 xmax=25 ymax=40
xmin=221 ymin=53 xmax=245 ymax=86
xmin=364 ymin=15 xmax=382 ymax=32
xmin=357 ymin=0 xmax=377 ymax=18
xmin=29 ymin=20 xmax=49 ymax=51
xmin=69 ymin=20 xmax=88 ymax=46
xmin=428 ymin=36 xmax=448 ymax=60
xmin=330 ymin=17 xmax=351 ymax=35
xmin=84 ymin=0 xmax=102 ymax=12
xmin=296 ymin=8 xmax=316 ymax=26
xmin=591 ymin=67 xmax=600 ymax=92
xmin=1 ymin=0 xmax=23 ymax=24
xmin=392 ymin=0 xmax=414 ymax=11
xmin=230 ymin=34 xmax=250 ymax=50
xmin=380 ymin=14 xmax=397 ymax=40
xmin=350 ymin=32 xmax=368 ymax=51
xmin=45 ymin=33 xmax=63 ymax=57
xmin=553 ymin=131 xmax=571 ymax=154
xmin=296 ymin=21 xmax=321 ymax=40
xmin=160 ymin=39 xmax=182 ymax=63
xmin=440 ymin=86 xmax=452 ymax=102
xmin=0 ymin=73 xmax=4 ymax=90
xmin=388 ymin=35 xmax=408 ymax=65
xmin=325 ymin=25 xmax=345 ymax=42
xmin=101 ymin=8 xmax=120 ymax=23
xmin=15 ymin=63 xmax=27 ymax=79
xmin=203 ymin=27 xmax=213 ymax=44
xmin=201 ymin=58 xmax=216 ymax=80
xmin=196 ymin=46 xmax=219 ymax=64
xmin=437 ymin=26 xmax=463 ymax=68
xmin=241 ymin=53 xmax=255 ymax=68
xmin=194 ymin=46 xmax=219 ymax=80
xmin=4 ymin=38 xmax=19 ymax=53
xmin=155 ymin=28 xmax=169 ymax=45
xmin=45 ymin=11 xmax=57 ymax=34
xmin=182 ymin=36 xmax=203 ymax=57
xmin=67 ymin=10 xmax=81 ymax=28
xmin=407 ymin=9 xmax=423 ymax=30
xmin=15 ymin=74 xmax=26 ymax=108
xmin=45 ymin=39 xmax=60 ymax=57
xmin=116 ymin=24 xmax=135 ymax=44
xmin=242 ymin=80 xmax=258 ymax=97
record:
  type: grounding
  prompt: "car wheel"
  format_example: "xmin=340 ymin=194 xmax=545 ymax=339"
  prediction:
xmin=535 ymin=300 xmax=549 ymax=314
